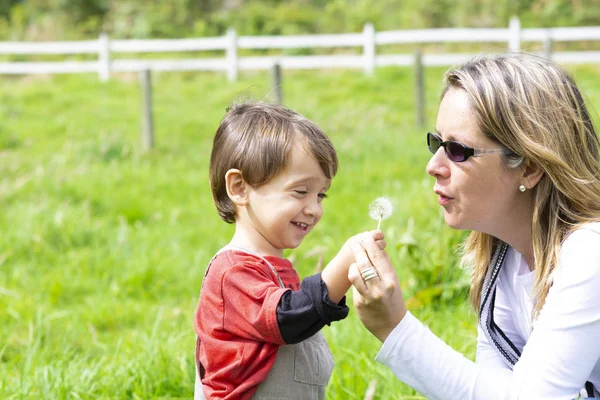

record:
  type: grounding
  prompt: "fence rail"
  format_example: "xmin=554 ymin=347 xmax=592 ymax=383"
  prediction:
xmin=0 ymin=17 xmax=598 ymax=81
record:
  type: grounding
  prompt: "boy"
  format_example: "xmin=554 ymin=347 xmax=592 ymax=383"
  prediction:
xmin=195 ymin=101 xmax=384 ymax=399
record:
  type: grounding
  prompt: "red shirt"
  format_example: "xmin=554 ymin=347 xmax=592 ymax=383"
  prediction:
xmin=194 ymin=249 xmax=300 ymax=400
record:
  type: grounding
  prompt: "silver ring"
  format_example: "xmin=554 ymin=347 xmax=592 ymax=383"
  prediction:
xmin=361 ymin=266 xmax=379 ymax=282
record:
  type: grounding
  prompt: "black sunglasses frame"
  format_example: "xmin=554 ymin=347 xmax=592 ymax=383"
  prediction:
xmin=427 ymin=132 xmax=512 ymax=162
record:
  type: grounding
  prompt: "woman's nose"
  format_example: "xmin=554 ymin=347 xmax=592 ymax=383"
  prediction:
xmin=426 ymin=147 xmax=450 ymax=179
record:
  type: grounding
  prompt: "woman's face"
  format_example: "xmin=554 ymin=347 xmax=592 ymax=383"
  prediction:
xmin=426 ymin=87 xmax=523 ymax=234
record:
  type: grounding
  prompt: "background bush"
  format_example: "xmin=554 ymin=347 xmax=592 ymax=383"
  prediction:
xmin=0 ymin=0 xmax=598 ymax=41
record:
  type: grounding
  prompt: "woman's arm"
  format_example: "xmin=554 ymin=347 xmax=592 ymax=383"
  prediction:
xmin=349 ymin=232 xmax=600 ymax=400
xmin=348 ymin=237 xmax=509 ymax=400
xmin=376 ymin=311 xmax=511 ymax=400
xmin=475 ymin=325 xmax=514 ymax=368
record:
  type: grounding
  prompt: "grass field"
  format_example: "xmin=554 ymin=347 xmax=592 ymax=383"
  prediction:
xmin=1 ymin=62 xmax=599 ymax=399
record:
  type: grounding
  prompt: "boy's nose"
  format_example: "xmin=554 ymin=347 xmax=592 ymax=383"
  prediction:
xmin=304 ymin=199 xmax=322 ymax=218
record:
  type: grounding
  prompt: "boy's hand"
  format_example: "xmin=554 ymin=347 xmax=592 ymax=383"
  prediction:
xmin=372 ymin=230 xmax=386 ymax=251
xmin=321 ymin=230 xmax=386 ymax=304
xmin=337 ymin=230 xmax=386 ymax=267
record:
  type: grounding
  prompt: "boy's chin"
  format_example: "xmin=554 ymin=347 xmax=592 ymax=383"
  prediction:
xmin=285 ymin=239 xmax=305 ymax=250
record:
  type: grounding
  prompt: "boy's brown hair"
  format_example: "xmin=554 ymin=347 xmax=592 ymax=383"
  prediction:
xmin=209 ymin=101 xmax=338 ymax=223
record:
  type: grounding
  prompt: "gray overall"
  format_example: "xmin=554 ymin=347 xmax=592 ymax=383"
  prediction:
xmin=195 ymin=246 xmax=334 ymax=400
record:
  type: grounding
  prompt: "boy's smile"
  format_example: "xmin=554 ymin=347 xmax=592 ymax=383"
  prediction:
xmin=292 ymin=222 xmax=308 ymax=230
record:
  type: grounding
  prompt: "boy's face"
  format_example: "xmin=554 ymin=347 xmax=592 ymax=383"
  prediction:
xmin=243 ymin=137 xmax=331 ymax=257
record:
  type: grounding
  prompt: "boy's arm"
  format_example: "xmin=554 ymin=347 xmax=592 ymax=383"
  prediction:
xmin=276 ymin=230 xmax=385 ymax=344
xmin=277 ymin=273 xmax=348 ymax=344
xmin=220 ymin=260 xmax=290 ymax=344
xmin=219 ymin=256 xmax=348 ymax=345
xmin=320 ymin=251 xmax=354 ymax=304
xmin=321 ymin=230 xmax=385 ymax=303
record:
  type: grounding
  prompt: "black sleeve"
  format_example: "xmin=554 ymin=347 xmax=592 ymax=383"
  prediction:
xmin=276 ymin=273 xmax=349 ymax=344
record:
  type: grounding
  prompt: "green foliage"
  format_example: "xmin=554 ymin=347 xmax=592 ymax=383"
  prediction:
xmin=105 ymin=0 xmax=200 ymax=39
xmin=396 ymin=216 xmax=470 ymax=308
xmin=0 ymin=65 xmax=599 ymax=398
xmin=226 ymin=1 xmax=322 ymax=36
xmin=0 ymin=0 xmax=596 ymax=40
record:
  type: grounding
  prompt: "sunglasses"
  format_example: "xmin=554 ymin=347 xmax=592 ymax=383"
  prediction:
xmin=427 ymin=132 xmax=512 ymax=162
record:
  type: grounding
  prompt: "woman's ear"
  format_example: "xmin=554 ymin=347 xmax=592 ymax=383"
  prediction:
xmin=521 ymin=160 xmax=545 ymax=190
xmin=225 ymin=169 xmax=249 ymax=206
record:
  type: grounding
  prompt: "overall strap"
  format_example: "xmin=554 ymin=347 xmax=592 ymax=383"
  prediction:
xmin=201 ymin=245 xmax=286 ymax=289
xmin=480 ymin=242 xmax=599 ymax=397
xmin=222 ymin=245 xmax=286 ymax=289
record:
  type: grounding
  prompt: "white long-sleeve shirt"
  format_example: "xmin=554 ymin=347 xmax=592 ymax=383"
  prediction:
xmin=375 ymin=223 xmax=600 ymax=400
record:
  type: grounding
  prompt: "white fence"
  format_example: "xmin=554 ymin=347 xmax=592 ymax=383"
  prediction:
xmin=0 ymin=16 xmax=599 ymax=82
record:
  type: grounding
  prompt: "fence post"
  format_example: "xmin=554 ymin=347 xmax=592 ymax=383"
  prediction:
xmin=363 ymin=22 xmax=375 ymax=76
xmin=414 ymin=48 xmax=425 ymax=128
xmin=508 ymin=16 xmax=521 ymax=52
xmin=226 ymin=27 xmax=238 ymax=82
xmin=98 ymin=32 xmax=110 ymax=82
xmin=271 ymin=62 xmax=283 ymax=105
xmin=543 ymin=29 xmax=553 ymax=60
xmin=140 ymin=69 xmax=154 ymax=151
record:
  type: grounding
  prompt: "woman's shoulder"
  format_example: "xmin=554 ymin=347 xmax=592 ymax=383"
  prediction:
xmin=563 ymin=222 xmax=600 ymax=248
xmin=557 ymin=222 xmax=600 ymax=279
xmin=578 ymin=221 xmax=600 ymax=234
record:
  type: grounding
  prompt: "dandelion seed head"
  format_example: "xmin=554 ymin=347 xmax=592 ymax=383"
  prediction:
xmin=369 ymin=197 xmax=393 ymax=221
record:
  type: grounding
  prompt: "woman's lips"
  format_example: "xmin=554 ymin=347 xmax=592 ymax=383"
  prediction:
xmin=434 ymin=188 xmax=453 ymax=206
xmin=438 ymin=194 xmax=452 ymax=206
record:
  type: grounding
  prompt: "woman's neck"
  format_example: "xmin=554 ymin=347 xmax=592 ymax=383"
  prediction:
xmin=507 ymin=235 xmax=535 ymax=271
xmin=493 ymin=219 xmax=535 ymax=271
xmin=486 ymin=196 xmax=536 ymax=270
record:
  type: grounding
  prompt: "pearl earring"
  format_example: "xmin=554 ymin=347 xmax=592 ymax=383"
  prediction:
xmin=519 ymin=184 xmax=526 ymax=192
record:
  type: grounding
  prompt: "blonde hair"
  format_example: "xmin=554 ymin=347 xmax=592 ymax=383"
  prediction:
xmin=443 ymin=53 xmax=600 ymax=318
xmin=209 ymin=101 xmax=338 ymax=223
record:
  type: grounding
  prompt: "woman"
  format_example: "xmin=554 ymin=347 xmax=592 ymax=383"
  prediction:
xmin=349 ymin=53 xmax=600 ymax=399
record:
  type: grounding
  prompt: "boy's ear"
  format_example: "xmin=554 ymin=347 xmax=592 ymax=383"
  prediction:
xmin=521 ymin=159 xmax=545 ymax=190
xmin=225 ymin=169 xmax=249 ymax=206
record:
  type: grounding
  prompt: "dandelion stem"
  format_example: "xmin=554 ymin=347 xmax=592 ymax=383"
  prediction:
xmin=377 ymin=217 xmax=382 ymax=230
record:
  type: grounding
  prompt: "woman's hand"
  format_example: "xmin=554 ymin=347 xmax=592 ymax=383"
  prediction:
xmin=348 ymin=235 xmax=407 ymax=343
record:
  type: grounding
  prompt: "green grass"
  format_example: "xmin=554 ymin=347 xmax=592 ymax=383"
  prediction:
xmin=1 ymin=63 xmax=599 ymax=399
